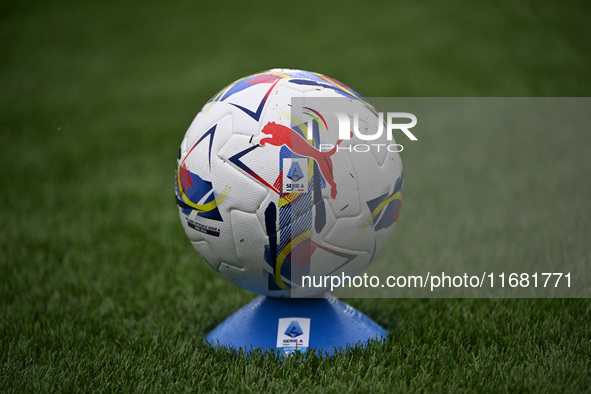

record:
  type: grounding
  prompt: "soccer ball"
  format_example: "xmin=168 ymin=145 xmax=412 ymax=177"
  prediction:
xmin=175 ymin=69 xmax=402 ymax=297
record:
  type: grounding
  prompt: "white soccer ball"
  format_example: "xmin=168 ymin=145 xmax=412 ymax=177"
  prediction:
xmin=175 ymin=69 xmax=402 ymax=297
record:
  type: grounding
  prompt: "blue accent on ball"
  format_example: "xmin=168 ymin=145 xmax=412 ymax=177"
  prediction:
xmin=289 ymin=79 xmax=358 ymax=100
xmin=365 ymin=175 xmax=403 ymax=231
xmin=176 ymin=170 xmax=223 ymax=221
xmin=266 ymin=272 xmax=283 ymax=291
xmin=205 ymin=296 xmax=387 ymax=357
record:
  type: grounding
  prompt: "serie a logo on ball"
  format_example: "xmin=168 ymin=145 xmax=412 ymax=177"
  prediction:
xmin=175 ymin=69 xmax=409 ymax=297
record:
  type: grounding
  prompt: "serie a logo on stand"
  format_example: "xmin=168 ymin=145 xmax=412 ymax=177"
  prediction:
xmin=277 ymin=318 xmax=310 ymax=355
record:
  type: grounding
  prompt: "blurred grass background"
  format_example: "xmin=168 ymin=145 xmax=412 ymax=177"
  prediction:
xmin=1 ymin=0 xmax=590 ymax=391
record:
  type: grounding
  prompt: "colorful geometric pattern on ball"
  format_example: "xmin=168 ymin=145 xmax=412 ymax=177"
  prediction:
xmin=176 ymin=68 xmax=403 ymax=297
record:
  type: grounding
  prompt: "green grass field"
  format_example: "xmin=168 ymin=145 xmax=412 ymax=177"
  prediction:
xmin=1 ymin=0 xmax=590 ymax=391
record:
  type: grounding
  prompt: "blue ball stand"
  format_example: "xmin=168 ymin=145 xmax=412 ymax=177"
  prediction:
xmin=206 ymin=295 xmax=387 ymax=356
